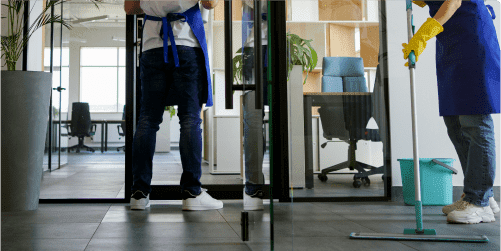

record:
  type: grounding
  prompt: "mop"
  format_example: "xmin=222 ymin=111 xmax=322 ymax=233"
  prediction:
xmin=349 ymin=0 xmax=488 ymax=242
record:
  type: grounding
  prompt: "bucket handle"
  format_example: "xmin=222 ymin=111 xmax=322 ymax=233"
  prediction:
xmin=432 ymin=159 xmax=458 ymax=174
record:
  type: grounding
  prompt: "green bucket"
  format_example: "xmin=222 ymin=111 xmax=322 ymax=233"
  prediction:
xmin=398 ymin=158 xmax=457 ymax=206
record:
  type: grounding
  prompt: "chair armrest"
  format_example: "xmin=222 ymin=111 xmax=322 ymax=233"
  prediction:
xmin=117 ymin=125 xmax=123 ymax=134
xmin=66 ymin=123 xmax=72 ymax=134
xmin=91 ymin=124 xmax=97 ymax=133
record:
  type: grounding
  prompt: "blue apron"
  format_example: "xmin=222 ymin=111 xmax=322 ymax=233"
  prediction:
xmin=143 ymin=3 xmax=213 ymax=107
xmin=424 ymin=0 xmax=500 ymax=116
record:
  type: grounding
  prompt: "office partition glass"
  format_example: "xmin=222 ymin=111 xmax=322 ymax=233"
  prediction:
xmin=39 ymin=0 xmax=126 ymax=200
xmin=270 ymin=0 xmax=391 ymax=248
xmin=43 ymin=2 xmax=67 ymax=172
xmin=284 ymin=0 xmax=390 ymax=200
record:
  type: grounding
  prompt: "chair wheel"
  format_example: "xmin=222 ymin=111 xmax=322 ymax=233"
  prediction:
xmin=362 ymin=177 xmax=370 ymax=187
xmin=353 ymin=180 xmax=362 ymax=188
xmin=318 ymin=174 xmax=328 ymax=182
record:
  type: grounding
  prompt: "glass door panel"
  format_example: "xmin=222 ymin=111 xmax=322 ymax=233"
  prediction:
xmin=146 ymin=1 xmax=271 ymax=197
xmin=40 ymin=0 xmax=126 ymax=199
xmin=286 ymin=0 xmax=389 ymax=200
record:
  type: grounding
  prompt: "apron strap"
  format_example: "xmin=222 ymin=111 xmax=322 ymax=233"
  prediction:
xmin=144 ymin=13 xmax=188 ymax=67
xmin=486 ymin=5 xmax=496 ymax=20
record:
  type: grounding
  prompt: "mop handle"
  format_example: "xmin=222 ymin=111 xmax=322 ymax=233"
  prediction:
xmin=406 ymin=0 xmax=423 ymax=233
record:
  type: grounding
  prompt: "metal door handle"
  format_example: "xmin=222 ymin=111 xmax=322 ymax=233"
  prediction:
xmin=52 ymin=87 xmax=66 ymax=92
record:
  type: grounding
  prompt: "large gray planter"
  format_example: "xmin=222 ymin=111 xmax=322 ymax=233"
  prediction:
xmin=2 ymin=71 xmax=52 ymax=212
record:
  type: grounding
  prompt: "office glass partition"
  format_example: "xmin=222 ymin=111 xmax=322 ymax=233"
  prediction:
xmin=40 ymin=0 xmax=126 ymax=200
xmin=43 ymin=2 xmax=65 ymax=172
xmin=285 ymin=0 xmax=390 ymax=201
xmin=142 ymin=1 xmax=272 ymax=202
xmin=272 ymin=0 xmax=391 ymax=248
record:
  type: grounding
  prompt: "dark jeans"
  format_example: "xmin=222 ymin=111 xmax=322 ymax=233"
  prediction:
xmin=131 ymin=46 xmax=205 ymax=196
xmin=443 ymin=114 xmax=496 ymax=207
xmin=242 ymin=45 xmax=268 ymax=195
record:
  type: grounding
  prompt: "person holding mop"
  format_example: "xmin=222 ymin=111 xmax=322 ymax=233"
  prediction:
xmin=403 ymin=0 xmax=500 ymax=224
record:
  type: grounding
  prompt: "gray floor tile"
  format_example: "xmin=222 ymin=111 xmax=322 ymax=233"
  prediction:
xmin=1 ymin=238 xmax=90 ymax=251
xmin=245 ymin=237 xmax=417 ymax=251
xmin=1 ymin=223 xmax=100 ymax=239
xmin=92 ymin=222 xmax=240 ymax=239
xmin=229 ymin=220 xmax=376 ymax=239
xmin=85 ymin=237 xmax=251 ymax=251
xmin=1 ymin=209 xmax=108 ymax=225
xmin=397 ymin=239 xmax=500 ymax=251
xmin=102 ymin=208 xmax=227 ymax=223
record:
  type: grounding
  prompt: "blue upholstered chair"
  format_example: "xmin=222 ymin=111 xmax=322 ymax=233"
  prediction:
xmin=317 ymin=57 xmax=383 ymax=188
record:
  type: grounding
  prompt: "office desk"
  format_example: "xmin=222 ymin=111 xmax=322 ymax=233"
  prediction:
xmin=57 ymin=120 xmax=106 ymax=153
xmin=303 ymin=92 xmax=372 ymax=189
xmin=104 ymin=120 xmax=125 ymax=152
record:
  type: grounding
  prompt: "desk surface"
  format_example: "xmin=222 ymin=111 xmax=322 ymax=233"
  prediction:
xmin=56 ymin=120 xmax=123 ymax=123
xmin=304 ymin=92 xmax=371 ymax=96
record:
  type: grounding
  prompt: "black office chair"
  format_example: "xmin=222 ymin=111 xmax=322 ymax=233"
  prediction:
xmin=117 ymin=105 xmax=126 ymax=152
xmin=67 ymin=102 xmax=96 ymax=153
xmin=317 ymin=57 xmax=383 ymax=188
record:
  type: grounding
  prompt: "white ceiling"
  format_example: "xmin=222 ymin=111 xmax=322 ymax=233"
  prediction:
xmin=62 ymin=0 xmax=127 ymax=28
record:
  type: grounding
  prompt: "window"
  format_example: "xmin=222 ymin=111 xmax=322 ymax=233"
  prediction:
xmin=44 ymin=47 xmax=69 ymax=112
xmin=80 ymin=47 xmax=125 ymax=112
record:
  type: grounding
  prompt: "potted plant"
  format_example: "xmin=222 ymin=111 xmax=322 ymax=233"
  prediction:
xmin=1 ymin=0 xmax=99 ymax=212
xmin=232 ymin=32 xmax=318 ymax=85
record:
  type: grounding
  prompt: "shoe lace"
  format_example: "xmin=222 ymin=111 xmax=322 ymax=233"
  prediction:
xmin=132 ymin=190 xmax=146 ymax=199
xmin=455 ymin=200 xmax=470 ymax=211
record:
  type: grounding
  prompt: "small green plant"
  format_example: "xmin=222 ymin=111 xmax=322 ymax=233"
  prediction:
xmin=232 ymin=32 xmax=318 ymax=85
xmin=1 ymin=0 xmax=100 ymax=71
xmin=165 ymin=106 xmax=175 ymax=118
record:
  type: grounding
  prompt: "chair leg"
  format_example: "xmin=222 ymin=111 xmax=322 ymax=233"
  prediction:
xmin=117 ymin=145 xmax=125 ymax=152
xmin=67 ymin=137 xmax=95 ymax=153
xmin=81 ymin=144 xmax=95 ymax=153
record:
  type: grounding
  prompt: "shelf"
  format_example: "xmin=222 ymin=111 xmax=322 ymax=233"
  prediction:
xmin=287 ymin=21 xmax=378 ymax=26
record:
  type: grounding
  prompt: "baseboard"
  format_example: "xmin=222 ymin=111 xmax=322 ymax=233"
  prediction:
xmin=391 ymin=186 xmax=501 ymax=203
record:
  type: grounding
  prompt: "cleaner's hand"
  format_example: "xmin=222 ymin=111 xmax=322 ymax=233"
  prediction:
xmin=413 ymin=1 xmax=427 ymax=8
xmin=402 ymin=18 xmax=443 ymax=66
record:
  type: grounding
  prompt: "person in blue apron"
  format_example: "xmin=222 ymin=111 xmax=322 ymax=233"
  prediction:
xmin=125 ymin=0 xmax=222 ymax=211
xmin=404 ymin=0 xmax=500 ymax=223
xmin=241 ymin=0 xmax=268 ymax=211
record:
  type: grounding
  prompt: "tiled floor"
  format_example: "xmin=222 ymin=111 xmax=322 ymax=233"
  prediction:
xmin=40 ymin=151 xmax=384 ymax=199
xmin=26 ymin=150 xmax=496 ymax=250
xmin=2 ymin=200 xmax=499 ymax=251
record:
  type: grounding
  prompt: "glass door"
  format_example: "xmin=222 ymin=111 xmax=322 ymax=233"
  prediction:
xmin=40 ymin=0 xmax=127 ymax=200
xmin=127 ymin=0 xmax=275 ymax=246
xmin=275 ymin=0 xmax=391 ymax=249
xmin=43 ymin=1 xmax=67 ymax=172
xmin=136 ymin=1 xmax=272 ymax=201
xmin=284 ymin=0 xmax=391 ymax=201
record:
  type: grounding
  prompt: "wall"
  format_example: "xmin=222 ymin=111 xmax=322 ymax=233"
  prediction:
xmin=386 ymin=0 xmax=501 ymax=188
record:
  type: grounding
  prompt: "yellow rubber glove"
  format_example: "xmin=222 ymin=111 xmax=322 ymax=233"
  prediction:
xmin=413 ymin=1 xmax=427 ymax=8
xmin=402 ymin=17 xmax=444 ymax=66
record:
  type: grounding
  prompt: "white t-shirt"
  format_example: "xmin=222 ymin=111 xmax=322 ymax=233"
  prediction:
xmin=243 ymin=0 xmax=268 ymax=47
xmin=141 ymin=0 xmax=201 ymax=52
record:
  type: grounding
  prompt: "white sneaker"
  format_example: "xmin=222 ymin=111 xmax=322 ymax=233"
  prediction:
xmin=447 ymin=201 xmax=496 ymax=224
xmin=244 ymin=190 xmax=264 ymax=211
xmin=490 ymin=197 xmax=500 ymax=214
xmin=182 ymin=188 xmax=223 ymax=211
xmin=130 ymin=190 xmax=150 ymax=210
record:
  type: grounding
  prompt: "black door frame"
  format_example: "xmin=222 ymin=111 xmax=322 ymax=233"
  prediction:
xmin=40 ymin=0 xmax=391 ymax=204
